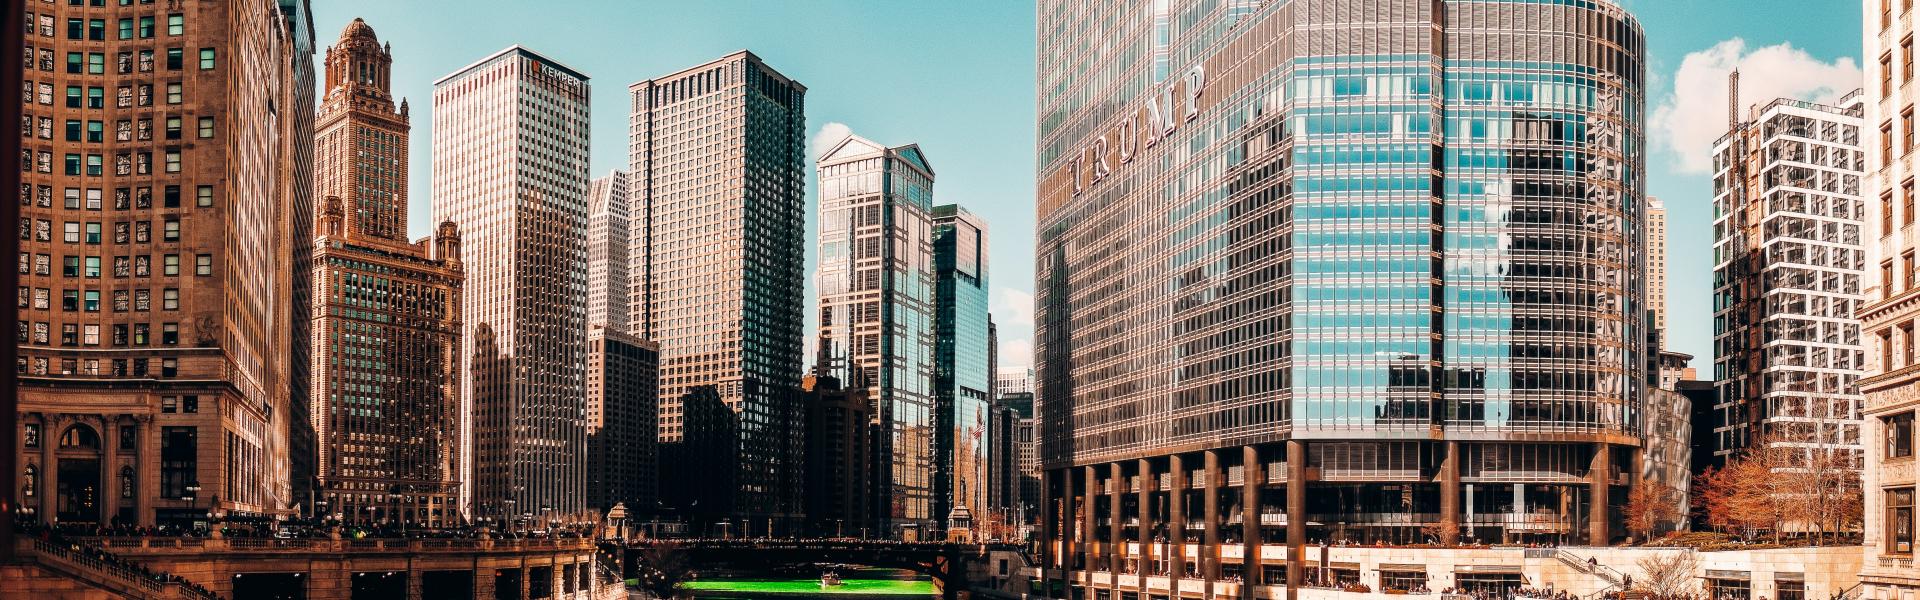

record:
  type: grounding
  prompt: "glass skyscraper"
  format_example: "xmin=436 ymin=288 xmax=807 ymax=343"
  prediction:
xmin=933 ymin=204 xmax=992 ymax=536
xmin=1035 ymin=0 xmax=1646 ymax=594
xmin=815 ymin=133 xmax=937 ymax=537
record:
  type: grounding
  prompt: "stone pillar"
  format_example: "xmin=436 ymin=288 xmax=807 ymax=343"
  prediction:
xmin=1109 ymin=462 xmax=1125 ymax=600
xmin=1169 ymin=454 xmax=1187 ymax=589
xmin=1084 ymin=465 xmax=1098 ymax=578
xmin=137 ymin=414 xmax=159 ymax=527
xmin=1589 ymin=443 xmax=1611 ymax=545
xmin=1137 ymin=458 xmax=1153 ymax=587
xmin=102 ymin=417 xmax=120 ymax=523
xmin=1202 ymin=449 xmax=1220 ymax=582
xmin=1241 ymin=445 xmax=1262 ymax=599
xmin=1439 ymin=441 xmax=1460 ymax=545
xmin=1041 ymin=471 xmax=1056 ymax=581
xmin=40 ymin=417 xmax=59 ymax=521
xmin=473 ymin=566 xmax=496 ymax=600
xmin=1285 ymin=440 xmax=1306 ymax=600
xmin=1062 ymin=470 xmax=1077 ymax=578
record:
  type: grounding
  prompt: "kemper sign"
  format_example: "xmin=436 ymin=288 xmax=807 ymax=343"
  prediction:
xmin=1066 ymin=64 xmax=1205 ymax=196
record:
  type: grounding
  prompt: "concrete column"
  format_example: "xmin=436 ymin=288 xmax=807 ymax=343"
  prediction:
xmin=1083 ymin=466 xmax=1098 ymax=577
xmin=1202 ymin=449 xmax=1220 ymax=582
xmin=138 ymin=414 xmax=159 ymax=527
xmin=102 ymin=417 xmax=119 ymax=522
xmin=1061 ymin=469 xmax=1076 ymax=574
xmin=1110 ymin=462 xmax=1124 ymax=600
xmin=1041 ymin=470 xmax=1056 ymax=578
xmin=40 ymin=417 xmax=58 ymax=521
xmin=1169 ymin=454 xmax=1187 ymax=590
xmin=1285 ymin=440 xmax=1306 ymax=600
xmin=1137 ymin=458 xmax=1153 ymax=586
xmin=1241 ymin=445 xmax=1262 ymax=599
xmin=1439 ymin=441 xmax=1460 ymax=545
xmin=1588 ymin=443 xmax=1611 ymax=545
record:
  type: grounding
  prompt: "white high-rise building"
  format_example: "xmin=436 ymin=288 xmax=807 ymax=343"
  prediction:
xmin=995 ymin=367 xmax=1033 ymax=398
xmin=587 ymin=170 xmax=630 ymax=332
xmin=432 ymin=46 xmax=591 ymax=521
xmin=1711 ymin=90 xmax=1867 ymax=468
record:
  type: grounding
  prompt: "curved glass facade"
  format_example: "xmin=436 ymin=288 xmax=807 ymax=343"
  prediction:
xmin=1035 ymin=0 xmax=1647 ymax=574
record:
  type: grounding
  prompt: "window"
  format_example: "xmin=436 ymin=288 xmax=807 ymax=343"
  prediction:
xmin=83 ymin=290 xmax=98 ymax=311
xmin=117 ymin=18 xmax=132 ymax=40
xmin=1907 ymin=36 xmax=1916 ymax=82
xmin=197 ymin=48 xmax=214 ymax=70
xmin=1886 ymin=123 xmax=1897 ymax=167
xmin=87 ymin=53 xmax=103 ymax=75
xmin=163 ymin=116 xmax=179 ymax=139
xmin=165 ymin=83 xmax=181 ymax=104
xmin=162 ymin=254 xmax=178 ymax=276
xmin=163 ymin=150 xmax=179 ymax=173
xmin=1891 ymin=489 xmax=1915 ymax=554
xmin=1906 ymin=108 xmax=1916 ymax=153
xmin=1906 ymin=180 xmax=1916 ymax=227
xmin=87 ymin=19 xmax=103 ymax=41
xmin=160 ymin=427 xmax=196 ymax=499
xmin=162 ymin=288 xmax=177 ymax=310
xmin=137 ymin=16 xmax=153 ymax=38
xmin=165 ymin=48 xmax=181 ymax=70
xmin=161 ymin=322 xmax=177 ymax=345
xmin=197 ymin=117 xmax=213 ymax=138
xmin=194 ymin=254 xmax=211 ymax=276
xmin=195 ymin=186 xmax=212 ymax=207
xmin=1892 ymin=413 xmax=1916 ymax=459
xmin=162 ymin=219 xmax=178 ymax=241
xmin=165 ymin=14 xmax=182 ymax=36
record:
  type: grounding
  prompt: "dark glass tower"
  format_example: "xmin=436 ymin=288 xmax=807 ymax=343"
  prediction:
xmin=933 ymin=204 xmax=992 ymax=537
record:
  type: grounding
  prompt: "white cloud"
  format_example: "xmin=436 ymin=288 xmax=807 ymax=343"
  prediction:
xmin=810 ymin=122 xmax=852 ymax=161
xmin=1653 ymin=38 xmax=1860 ymax=173
xmin=999 ymin=338 xmax=1033 ymax=369
xmin=994 ymin=288 xmax=1034 ymax=330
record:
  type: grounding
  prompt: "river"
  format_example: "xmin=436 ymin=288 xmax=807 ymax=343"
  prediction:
xmin=680 ymin=568 xmax=936 ymax=600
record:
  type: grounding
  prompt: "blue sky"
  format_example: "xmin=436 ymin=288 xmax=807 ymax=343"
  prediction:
xmin=314 ymin=0 xmax=1866 ymax=374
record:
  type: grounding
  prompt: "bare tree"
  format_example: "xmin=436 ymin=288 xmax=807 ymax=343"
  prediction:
xmin=1633 ymin=551 xmax=1701 ymax=600
xmin=633 ymin=542 xmax=694 ymax=599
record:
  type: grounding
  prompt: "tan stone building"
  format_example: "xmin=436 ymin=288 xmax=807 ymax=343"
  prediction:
xmin=1861 ymin=0 xmax=1920 ymax=597
xmin=15 ymin=0 xmax=314 ymax=527
xmin=308 ymin=18 xmax=465 ymax=528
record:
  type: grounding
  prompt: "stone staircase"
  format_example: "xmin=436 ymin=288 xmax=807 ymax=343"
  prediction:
xmin=20 ymin=537 xmax=223 ymax=600
xmin=1550 ymin=549 xmax=1629 ymax=599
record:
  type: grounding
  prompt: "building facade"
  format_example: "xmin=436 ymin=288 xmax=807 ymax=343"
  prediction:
xmin=997 ymin=367 xmax=1034 ymax=397
xmin=585 ymin=328 xmax=658 ymax=516
xmin=814 ymin=133 xmax=938 ymax=536
xmin=1647 ymin=196 xmax=1668 ymax=346
xmin=15 ymin=0 xmax=314 ymax=527
xmin=933 ymin=204 xmax=993 ymax=536
xmin=309 ymin=17 xmax=465 ymax=527
xmin=432 ymin=46 xmax=591 ymax=524
xmin=629 ymin=51 xmax=808 ymax=530
xmin=1710 ymin=91 xmax=1867 ymax=468
xmin=1034 ymin=0 xmax=1647 ymax=594
xmin=802 ymin=371 xmax=872 ymax=537
xmin=586 ymin=170 xmax=629 ymax=332
xmin=1860 ymin=0 xmax=1920 ymax=595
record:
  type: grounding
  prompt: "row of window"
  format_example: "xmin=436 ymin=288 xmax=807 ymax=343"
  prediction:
xmin=20 ymin=148 xmax=186 ymax=176
xmin=25 ymin=12 xmax=186 ymax=41
xmin=21 ymin=184 xmax=215 ymax=210
xmin=18 ymin=285 xmax=178 ymax=310
xmin=20 ymin=320 xmax=185 ymax=347
xmin=18 ymin=355 xmax=182 ymax=378
xmin=25 ymin=115 xmax=215 ymax=142
xmin=20 ymin=252 xmax=209 ymax=278
xmin=22 ymin=218 xmax=184 ymax=244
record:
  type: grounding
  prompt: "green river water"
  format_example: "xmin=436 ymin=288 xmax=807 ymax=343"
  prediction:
xmin=681 ymin=569 xmax=936 ymax=599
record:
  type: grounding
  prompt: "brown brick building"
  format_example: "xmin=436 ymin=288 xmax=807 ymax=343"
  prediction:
xmin=15 ymin=0 xmax=315 ymax=526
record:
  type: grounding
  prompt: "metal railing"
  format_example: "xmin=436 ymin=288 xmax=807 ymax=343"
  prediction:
xmin=28 ymin=537 xmax=222 ymax=600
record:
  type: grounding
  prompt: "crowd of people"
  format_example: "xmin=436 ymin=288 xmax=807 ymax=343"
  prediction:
xmin=15 ymin=517 xmax=218 ymax=599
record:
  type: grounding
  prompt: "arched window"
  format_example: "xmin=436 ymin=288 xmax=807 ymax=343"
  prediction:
xmin=60 ymin=424 xmax=100 ymax=449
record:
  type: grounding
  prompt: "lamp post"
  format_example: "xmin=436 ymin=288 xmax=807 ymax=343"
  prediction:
xmin=183 ymin=482 xmax=201 ymax=532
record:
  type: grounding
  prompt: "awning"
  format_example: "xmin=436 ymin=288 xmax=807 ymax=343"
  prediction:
xmin=1379 ymin=564 xmax=1429 ymax=573
xmin=1456 ymin=565 xmax=1525 ymax=574
xmin=1705 ymin=570 xmax=1751 ymax=580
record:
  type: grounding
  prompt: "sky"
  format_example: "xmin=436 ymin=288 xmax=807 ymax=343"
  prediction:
xmin=313 ymin=0 xmax=1868 ymax=374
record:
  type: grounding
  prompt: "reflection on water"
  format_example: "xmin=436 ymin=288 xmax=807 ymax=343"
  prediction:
xmin=683 ymin=568 xmax=935 ymax=599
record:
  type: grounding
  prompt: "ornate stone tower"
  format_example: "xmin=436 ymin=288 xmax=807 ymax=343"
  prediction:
xmin=309 ymin=18 xmax=466 ymax=526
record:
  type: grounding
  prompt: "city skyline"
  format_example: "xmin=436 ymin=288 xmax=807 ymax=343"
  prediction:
xmin=305 ymin=1 xmax=1867 ymax=375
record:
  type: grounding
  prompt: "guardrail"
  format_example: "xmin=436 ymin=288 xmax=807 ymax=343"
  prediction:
xmin=27 ymin=537 xmax=221 ymax=600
